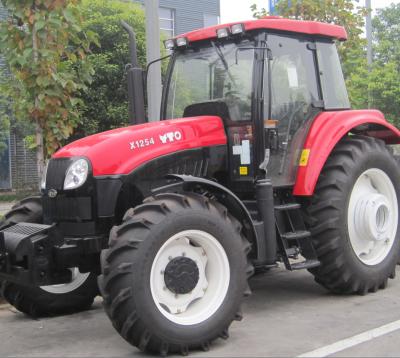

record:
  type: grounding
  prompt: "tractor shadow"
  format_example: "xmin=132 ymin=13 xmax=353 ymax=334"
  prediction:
xmin=245 ymin=265 xmax=347 ymax=314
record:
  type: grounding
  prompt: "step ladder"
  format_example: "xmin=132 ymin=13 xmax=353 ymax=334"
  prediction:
xmin=274 ymin=202 xmax=320 ymax=271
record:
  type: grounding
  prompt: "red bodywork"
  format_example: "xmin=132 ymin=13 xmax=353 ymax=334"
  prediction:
xmin=294 ymin=110 xmax=400 ymax=196
xmin=177 ymin=17 xmax=347 ymax=43
xmin=54 ymin=116 xmax=227 ymax=176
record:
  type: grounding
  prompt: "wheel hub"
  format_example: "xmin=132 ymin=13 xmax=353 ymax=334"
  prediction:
xmin=354 ymin=193 xmax=391 ymax=242
xmin=150 ymin=231 xmax=230 ymax=325
xmin=348 ymin=169 xmax=398 ymax=266
xmin=164 ymin=256 xmax=199 ymax=294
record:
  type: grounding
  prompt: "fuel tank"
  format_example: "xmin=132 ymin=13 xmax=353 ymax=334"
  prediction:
xmin=54 ymin=116 xmax=227 ymax=176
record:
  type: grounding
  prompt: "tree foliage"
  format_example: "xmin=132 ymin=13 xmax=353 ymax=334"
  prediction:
xmin=348 ymin=3 xmax=400 ymax=127
xmin=74 ymin=0 xmax=146 ymax=137
xmin=0 ymin=0 xmax=96 ymax=175
xmin=372 ymin=3 xmax=400 ymax=66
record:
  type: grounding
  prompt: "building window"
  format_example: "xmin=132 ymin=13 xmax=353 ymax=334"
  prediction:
xmin=203 ymin=13 xmax=219 ymax=27
xmin=159 ymin=7 xmax=175 ymax=38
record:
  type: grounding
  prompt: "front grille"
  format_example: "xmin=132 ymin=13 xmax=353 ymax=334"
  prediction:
xmin=43 ymin=196 xmax=93 ymax=222
xmin=46 ymin=158 xmax=72 ymax=190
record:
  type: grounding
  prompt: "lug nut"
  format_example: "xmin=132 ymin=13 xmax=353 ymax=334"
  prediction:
xmin=160 ymin=270 xmax=164 ymax=275
xmin=182 ymin=252 xmax=186 ymax=257
xmin=168 ymin=256 xmax=173 ymax=261
xmin=175 ymin=294 xmax=179 ymax=299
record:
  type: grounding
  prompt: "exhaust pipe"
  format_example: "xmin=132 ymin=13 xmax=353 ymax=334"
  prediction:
xmin=121 ymin=21 xmax=146 ymax=125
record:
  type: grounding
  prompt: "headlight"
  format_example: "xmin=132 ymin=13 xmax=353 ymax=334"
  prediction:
xmin=64 ymin=159 xmax=89 ymax=190
xmin=41 ymin=162 xmax=48 ymax=190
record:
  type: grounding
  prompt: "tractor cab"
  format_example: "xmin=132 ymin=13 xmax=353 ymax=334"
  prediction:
xmin=158 ymin=18 xmax=351 ymax=193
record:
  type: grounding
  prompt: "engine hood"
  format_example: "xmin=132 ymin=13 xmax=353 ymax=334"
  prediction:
xmin=53 ymin=116 xmax=227 ymax=176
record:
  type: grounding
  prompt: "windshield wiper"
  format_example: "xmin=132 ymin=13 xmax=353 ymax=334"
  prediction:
xmin=211 ymin=41 xmax=229 ymax=71
xmin=210 ymin=41 xmax=237 ymax=87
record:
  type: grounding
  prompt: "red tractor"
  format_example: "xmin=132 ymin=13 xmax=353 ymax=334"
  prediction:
xmin=1 ymin=17 xmax=400 ymax=355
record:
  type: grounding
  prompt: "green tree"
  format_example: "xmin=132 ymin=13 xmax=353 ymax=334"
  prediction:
xmin=75 ymin=0 xmax=146 ymax=137
xmin=349 ymin=3 xmax=400 ymax=127
xmin=0 ymin=0 xmax=96 ymax=179
xmin=373 ymin=3 xmax=400 ymax=66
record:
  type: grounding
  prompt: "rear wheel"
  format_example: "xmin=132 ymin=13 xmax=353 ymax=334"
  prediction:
xmin=0 ymin=197 xmax=98 ymax=317
xmin=305 ymin=136 xmax=400 ymax=294
xmin=99 ymin=192 xmax=253 ymax=355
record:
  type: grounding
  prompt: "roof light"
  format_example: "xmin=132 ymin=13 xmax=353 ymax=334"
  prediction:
xmin=216 ymin=27 xmax=230 ymax=39
xmin=164 ymin=39 xmax=176 ymax=50
xmin=231 ymin=23 xmax=245 ymax=35
xmin=176 ymin=37 xmax=189 ymax=47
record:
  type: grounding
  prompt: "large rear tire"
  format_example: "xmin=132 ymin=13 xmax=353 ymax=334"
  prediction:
xmin=99 ymin=192 xmax=253 ymax=355
xmin=0 ymin=197 xmax=99 ymax=317
xmin=304 ymin=136 xmax=400 ymax=294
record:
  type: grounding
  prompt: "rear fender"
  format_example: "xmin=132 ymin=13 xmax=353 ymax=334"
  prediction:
xmin=294 ymin=110 xmax=400 ymax=196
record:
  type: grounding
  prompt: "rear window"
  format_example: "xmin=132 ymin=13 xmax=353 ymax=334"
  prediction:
xmin=317 ymin=41 xmax=350 ymax=110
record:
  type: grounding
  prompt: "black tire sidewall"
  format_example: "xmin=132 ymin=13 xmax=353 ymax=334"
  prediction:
xmin=331 ymin=146 xmax=400 ymax=278
xmin=130 ymin=208 xmax=247 ymax=345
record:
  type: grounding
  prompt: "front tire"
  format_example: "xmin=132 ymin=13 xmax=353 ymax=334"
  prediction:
xmin=99 ymin=192 xmax=253 ymax=355
xmin=0 ymin=197 xmax=99 ymax=317
xmin=305 ymin=136 xmax=400 ymax=294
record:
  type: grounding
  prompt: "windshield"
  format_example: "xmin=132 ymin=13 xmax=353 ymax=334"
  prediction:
xmin=165 ymin=40 xmax=255 ymax=121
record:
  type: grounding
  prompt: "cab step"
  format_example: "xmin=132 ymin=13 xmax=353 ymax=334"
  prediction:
xmin=274 ymin=198 xmax=319 ymax=271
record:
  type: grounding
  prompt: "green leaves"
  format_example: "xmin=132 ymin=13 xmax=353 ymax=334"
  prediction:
xmin=0 ymin=0 xmax=96 ymax=156
xmin=76 ymin=0 xmax=147 ymax=136
xmin=348 ymin=4 xmax=400 ymax=128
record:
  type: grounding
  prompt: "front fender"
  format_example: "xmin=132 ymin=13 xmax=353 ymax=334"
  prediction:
xmin=294 ymin=110 xmax=400 ymax=196
xmin=153 ymin=174 xmax=257 ymax=251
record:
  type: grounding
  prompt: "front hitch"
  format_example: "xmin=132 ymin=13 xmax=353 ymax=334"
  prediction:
xmin=0 ymin=223 xmax=105 ymax=287
xmin=0 ymin=223 xmax=71 ymax=286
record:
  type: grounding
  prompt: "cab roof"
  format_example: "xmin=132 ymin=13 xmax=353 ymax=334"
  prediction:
xmin=177 ymin=16 xmax=348 ymax=43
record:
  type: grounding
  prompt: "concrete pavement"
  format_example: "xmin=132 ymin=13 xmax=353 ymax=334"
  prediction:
xmin=1 ymin=266 xmax=400 ymax=357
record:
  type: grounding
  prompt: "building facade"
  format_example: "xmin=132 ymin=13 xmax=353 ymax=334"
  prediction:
xmin=135 ymin=0 xmax=220 ymax=37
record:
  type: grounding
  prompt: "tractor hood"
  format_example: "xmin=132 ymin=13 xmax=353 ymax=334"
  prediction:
xmin=53 ymin=116 xmax=227 ymax=176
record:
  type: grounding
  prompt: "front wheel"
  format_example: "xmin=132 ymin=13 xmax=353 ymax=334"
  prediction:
xmin=99 ymin=192 xmax=253 ymax=355
xmin=305 ymin=136 xmax=400 ymax=294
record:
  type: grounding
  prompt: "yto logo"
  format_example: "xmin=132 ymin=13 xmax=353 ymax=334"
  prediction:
xmin=159 ymin=131 xmax=183 ymax=144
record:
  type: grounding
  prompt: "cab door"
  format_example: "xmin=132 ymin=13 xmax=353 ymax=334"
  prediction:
xmin=263 ymin=34 xmax=322 ymax=187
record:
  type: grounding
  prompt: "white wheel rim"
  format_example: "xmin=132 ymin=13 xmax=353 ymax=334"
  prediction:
xmin=150 ymin=230 xmax=230 ymax=325
xmin=348 ymin=168 xmax=398 ymax=266
xmin=40 ymin=268 xmax=90 ymax=294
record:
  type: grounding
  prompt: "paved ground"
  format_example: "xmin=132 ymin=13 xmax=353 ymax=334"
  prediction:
xmin=1 ymin=266 xmax=400 ymax=357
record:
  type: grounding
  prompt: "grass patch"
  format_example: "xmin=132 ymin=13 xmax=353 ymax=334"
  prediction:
xmin=0 ymin=193 xmax=17 ymax=202
xmin=0 ymin=190 xmax=39 ymax=203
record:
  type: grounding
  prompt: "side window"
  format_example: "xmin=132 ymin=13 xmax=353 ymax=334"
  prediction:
xmin=316 ymin=41 xmax=350 ymax=109
xmin=264 ymin=35 xmax=320 ymax=127
xmin=263 ymin=35 xmax=321 ymax=186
